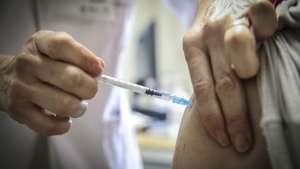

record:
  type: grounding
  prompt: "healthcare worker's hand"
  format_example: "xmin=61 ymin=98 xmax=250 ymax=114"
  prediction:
xmin=184 ymin=0 xmax=277 ymax=152
xmin=0 ymin=31 xmax=104 ymax=135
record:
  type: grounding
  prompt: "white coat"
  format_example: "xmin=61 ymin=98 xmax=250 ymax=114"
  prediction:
xmin=0 ymin=0 xmax=142 ymax=169
xmin=0 ymin=0 xmax=197 ymax=168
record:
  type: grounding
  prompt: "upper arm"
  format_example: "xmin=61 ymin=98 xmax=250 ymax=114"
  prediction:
xmin=172 ymin=79 xmax=271 ymax=169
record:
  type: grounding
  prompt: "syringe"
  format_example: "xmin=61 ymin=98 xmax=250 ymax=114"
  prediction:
xmin=98 ymin=74 xmax=192 ymax=106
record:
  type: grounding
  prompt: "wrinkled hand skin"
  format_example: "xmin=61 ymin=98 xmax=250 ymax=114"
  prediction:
xmin=183 ymin=0 xmax=277 ymax=153
xmin=172 ymin=79 xmax=271 ymax=169
xmin=0 ymin=30 xmax=104 ymax=136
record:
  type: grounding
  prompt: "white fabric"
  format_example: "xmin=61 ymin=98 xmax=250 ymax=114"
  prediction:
xmin=207 ymin=0 xmax=300 ymax=168
xmin=162 ymin=0 xmax=198 ymax=27
xmin=0 ymin=0 xmax=142 ymax=169
xmin=259 ymin=1 xmax=300 ymax=168
xmin=37 ymin=0 xmax=142 ymax=168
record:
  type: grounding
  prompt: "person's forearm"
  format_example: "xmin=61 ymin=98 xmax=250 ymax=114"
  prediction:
xmin=0 ymin=55 xmax=15 ymax=112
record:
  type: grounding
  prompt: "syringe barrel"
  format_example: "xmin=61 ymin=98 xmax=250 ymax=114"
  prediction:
xmin=144 ymin=89 xmax=172 ymax=101
xmin=100 ymin=75 xmax=147 ymax=94
xmin=99 ymin=74 xmax=191 ymax=106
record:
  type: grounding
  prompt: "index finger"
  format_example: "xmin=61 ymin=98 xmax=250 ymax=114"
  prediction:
xmin=204 ymin=18 xmax=252 ymax=152
xmin=183 ymin=31 xmax=230 ymax=147
xmin=33 ymin=30 xmax=104 ymax=77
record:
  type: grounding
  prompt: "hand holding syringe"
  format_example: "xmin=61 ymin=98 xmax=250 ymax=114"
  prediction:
xmin=98 ymin=75 xmax=192 ymax=106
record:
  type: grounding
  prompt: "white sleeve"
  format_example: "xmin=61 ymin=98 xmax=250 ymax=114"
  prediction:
xmin=161 ymin=0 xmax=198 ymax=27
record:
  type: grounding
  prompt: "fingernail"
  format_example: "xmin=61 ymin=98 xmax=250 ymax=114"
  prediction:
xmin=92 ymin=62 xmax=100 ymax=74
xmin=92 ymin=59 xmax=104 ymax=77
xmin=97 ymin=58 xmax=105 ymax=68
xmin=234 ymin=134 xmax=250 ymax=152
xmin=68 ymin=118 xmax=73 ymax=124
xmin=74 ymin=101 xmax=88 ymax=117
xmin=215 ymin=130 xmax=230 ymax=147
xmin=79 ymin=101 xmax=88 ymax=111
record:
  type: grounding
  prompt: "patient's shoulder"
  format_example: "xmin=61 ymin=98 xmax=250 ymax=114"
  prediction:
xmin=172 ymin=80 xmax=271 ymax=169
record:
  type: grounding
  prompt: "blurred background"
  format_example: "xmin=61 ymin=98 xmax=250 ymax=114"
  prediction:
xmin=120 ymin=0 xmax=193 ymax=168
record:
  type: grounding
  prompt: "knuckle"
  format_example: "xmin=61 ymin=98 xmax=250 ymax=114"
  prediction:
xmin=215 ymin=76 xmax=235 ymax=96
xmin=70 ymin=71 xmax=85 ymax=88
xmin=225 ymin=26 xmax=252 ymax=47
xmin=15 ymin=53 xmax=40 ymax=75
xmin=202 ymin=17 xmax=229 ymax=43
xmin=63 ymin=66 xmax=85 ymax=89
xmin=203 ymin=22 xmax=222 ymax=43
xmin=49 ymin=32 xmax=73 ymax=54
xmin=62 ymin=66 xmax=97 ymax=99
xmin=54 ymin=33 xmax=72 ymax=46
xmin=15 ymin=53 xmax=31 ymax=71
xmin=24 ymin=40 xmax=37 ymax=54
xmin=193 ymin=80 xmax=214 ymax=98
xmin=202 ymin=21 xmax=214 ymax=33
xmin=183 ymin=31 xmax=206 ymax=63
xmin=226 ymin=28 xmax=241 ymax=43
xmin=226 ymin=114 xmax=245 ymax=133
xmin=30 ymin=31 xmax=46 ymax=42
xmin=82 ymin=79 xmax=98 ymax=99
xmin=202 ymin=21 xmax=217 ymax=36
xmin=201 ymin=112 xmax=221 ymax=128
xmin=183 ymin=31 xmax=196 ymax=47
xmin=58 ymin=96 xmax=77 ymax=115
xmin=31 ymin=30 xmax=54 ymax=46
xmin=183 ymin=31 xmax=202 ymax=52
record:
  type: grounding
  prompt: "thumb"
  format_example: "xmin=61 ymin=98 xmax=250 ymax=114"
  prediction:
xmin=245 ymin=0 xmax=277 ymax=40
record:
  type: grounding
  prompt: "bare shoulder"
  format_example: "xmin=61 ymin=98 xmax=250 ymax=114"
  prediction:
xmin=172 ymin=79 xmax=271 ymax=169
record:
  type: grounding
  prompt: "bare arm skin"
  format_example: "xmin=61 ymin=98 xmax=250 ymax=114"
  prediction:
xmin=172 ymin=79 xmax=271 ymax=169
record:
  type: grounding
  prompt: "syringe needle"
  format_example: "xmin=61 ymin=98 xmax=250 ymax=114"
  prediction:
xmin=97 ymin=74 xmax=192 ymax=106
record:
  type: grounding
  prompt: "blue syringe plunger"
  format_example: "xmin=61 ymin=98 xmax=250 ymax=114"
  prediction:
xmin=171 ymin=95 xmax=192 ymax=106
